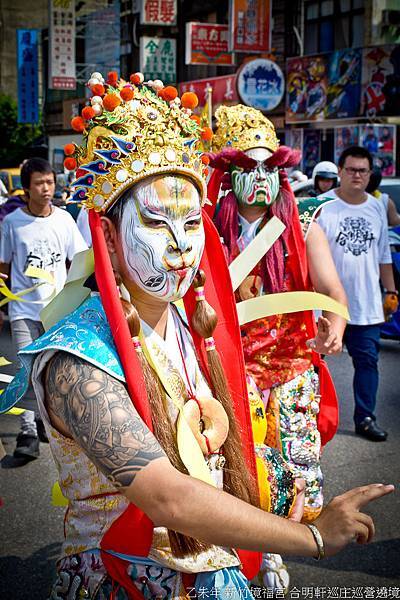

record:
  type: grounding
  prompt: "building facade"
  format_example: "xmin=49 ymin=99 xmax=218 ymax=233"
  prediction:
xmin=1 ymin=0 xmax=399 ymax=176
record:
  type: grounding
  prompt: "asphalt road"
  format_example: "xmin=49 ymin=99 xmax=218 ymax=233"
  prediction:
xmin=1 ymin=318 xmax=399 ymax=599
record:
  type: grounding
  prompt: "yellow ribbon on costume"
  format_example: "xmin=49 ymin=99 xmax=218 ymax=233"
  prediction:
xmin=51 ymin=482 xmax=69 ymax=507
xmin=0 ymin=267 xmax=56 ymax=307
xmin=256 ymin=455 xmax=271 ymax=512
xmin=41 ymin=249 xmax=94 ymax=331
xmin=229 ymin=216 xmax=286 ymax=292
xmin=139 ymin=333 xmax=215 ymax=487
xmin=4 ymin=407 xmax=25 ymax=415
xmin=0 ymin=279 xmax=38 ymax=306
xmin=0 ymin=357 xmax=11 ymax=367
xmin=237 ymin=291 xmax=350 ymax=325
xmin=25 ymin=266 xmax=55 ymax=285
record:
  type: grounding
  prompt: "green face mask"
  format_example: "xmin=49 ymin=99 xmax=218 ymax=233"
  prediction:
xmin=231 ymin=162 xmax=280 ymax=208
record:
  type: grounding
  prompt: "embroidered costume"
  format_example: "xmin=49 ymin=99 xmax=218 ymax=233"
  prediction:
xmin=208 ymin=105 xmax=339 ymax=521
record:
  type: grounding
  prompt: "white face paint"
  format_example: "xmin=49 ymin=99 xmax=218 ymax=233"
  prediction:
xmin=231 ymin=147 xmax=280 ymax=208
xmin=119 ymin=175 xmax=205 ymax=302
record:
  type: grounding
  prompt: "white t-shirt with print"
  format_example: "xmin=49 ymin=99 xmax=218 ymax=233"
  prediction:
xmin=317 ymin=190 xmax=392 ymax=325
xmin=0 ymin=207 xmax=87 ymax=322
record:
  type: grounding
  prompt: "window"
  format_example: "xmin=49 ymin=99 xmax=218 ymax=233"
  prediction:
xmin=304 ymin=0 xmax=365 ymax=54
xmin=321 ymin=0 xmax=334 ymax=17
xmin=320 ymin=20 xmax=334 ymax=52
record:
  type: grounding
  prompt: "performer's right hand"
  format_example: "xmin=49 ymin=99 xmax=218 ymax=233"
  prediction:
xmin=313 ymin=483 xmax=394 ymax=557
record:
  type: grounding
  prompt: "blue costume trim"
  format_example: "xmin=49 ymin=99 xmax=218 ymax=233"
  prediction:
xmin=106 ymin=551 xmax=251 ymax=598
xmin=195 ymin=568 xmax=252 ymax=598
xmin=0 ymin=295 xmax=124 ymax=414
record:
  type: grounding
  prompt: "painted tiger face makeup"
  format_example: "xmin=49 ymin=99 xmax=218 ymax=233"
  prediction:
xmin=120 ymin=175 xmax=205 ymax=302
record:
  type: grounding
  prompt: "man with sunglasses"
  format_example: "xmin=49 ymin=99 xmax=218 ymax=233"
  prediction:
xmin=318 ymin=146 xmax=398 ymax=442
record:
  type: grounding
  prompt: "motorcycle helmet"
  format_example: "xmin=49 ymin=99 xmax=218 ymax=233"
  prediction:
xmin=312 ymin=161 xmax=338 ymax=193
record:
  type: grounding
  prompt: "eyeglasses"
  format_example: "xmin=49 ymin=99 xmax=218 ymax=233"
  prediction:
xmin=343 ymin=167 xmax=371 ymax=176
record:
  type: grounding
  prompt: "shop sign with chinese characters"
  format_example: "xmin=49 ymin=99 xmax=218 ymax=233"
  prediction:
xmin=17 ymin=29 xmax=39 ymax=124
xmin=229 ymin=0 xmax=271 ymax=53
xmin=140 ymin=37 xmax=176 ymax=84
xmin=140 ymin=0 xmax=177 ymax=25
xmin=237 ymin=58 xmax=285 ymax=111
xmin=185 ymin=23 xmax=235 ymax=66
xmin=179 ymin=75 xmax=239 ymax=109
xmin=49 ymin=0 xmax=76 ymax=90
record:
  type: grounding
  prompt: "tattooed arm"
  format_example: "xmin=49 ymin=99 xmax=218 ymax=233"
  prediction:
xmin=44 ymin=351 xmax=393 ymax=558
xmin=45 ymin=351 xmax=166 ymax=488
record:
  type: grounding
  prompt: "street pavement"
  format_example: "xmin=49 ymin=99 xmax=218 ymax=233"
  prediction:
xmin=0 ymin=318 xmax=399 ymax=599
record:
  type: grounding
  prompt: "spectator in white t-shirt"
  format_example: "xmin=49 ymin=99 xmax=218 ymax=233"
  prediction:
xmin=317 ymin=146 xmax=398 ymax=442
xmin=0 ymin=158 xmax=87 ymax=464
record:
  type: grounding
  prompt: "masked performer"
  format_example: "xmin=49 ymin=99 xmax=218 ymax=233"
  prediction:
xmin=209 ymin=105 xmax=348 ymax=522
xmin=0 ymin=77 xmax=390 ymax=600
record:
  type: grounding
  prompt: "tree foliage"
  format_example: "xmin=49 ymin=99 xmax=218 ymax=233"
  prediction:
xmin=0 ymin=94 xmax=43 ymax=167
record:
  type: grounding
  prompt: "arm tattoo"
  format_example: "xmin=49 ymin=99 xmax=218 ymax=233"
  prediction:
xmin=45 ymin=352 xmax=165 ymax=488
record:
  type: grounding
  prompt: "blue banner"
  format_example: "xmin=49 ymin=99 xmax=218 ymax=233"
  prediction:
xmin=17 ymin=29 xmax=39 ymax=124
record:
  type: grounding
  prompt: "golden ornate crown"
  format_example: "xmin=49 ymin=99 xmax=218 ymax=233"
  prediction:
xmin=64 ymin=72 xmax=211 ymax=211
xmin=212 ymin=104 xmax=279 ymax=154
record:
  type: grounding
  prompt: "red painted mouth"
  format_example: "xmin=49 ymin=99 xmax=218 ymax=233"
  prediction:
xmin=175 ymin=267 xmax=189 ymax=279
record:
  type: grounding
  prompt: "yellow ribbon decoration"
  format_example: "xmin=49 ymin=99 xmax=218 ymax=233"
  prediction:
xmin=0 ymin=357 xmax=11 ymax=367
xmin=237 ymin=291 xmax=350 ymax=326
xmin=229 ymin=216 xmax=286 ymax=292
xmin=0 ymin=267 xmax=56 ymax=307
xmin=0 ymin=279 xmax=39 ymax=306
xmin=139 ymin=332 xmax=215 ymax=487
xmin=256 ymin=455 xmax=271 ymax=512
xmin=25 ymin=265 xmax=55 ymax=285
xmin=51 ymin=481 xmax=69 ymax=507
xmin=4 ymin=407 xmax=26 ymax=415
